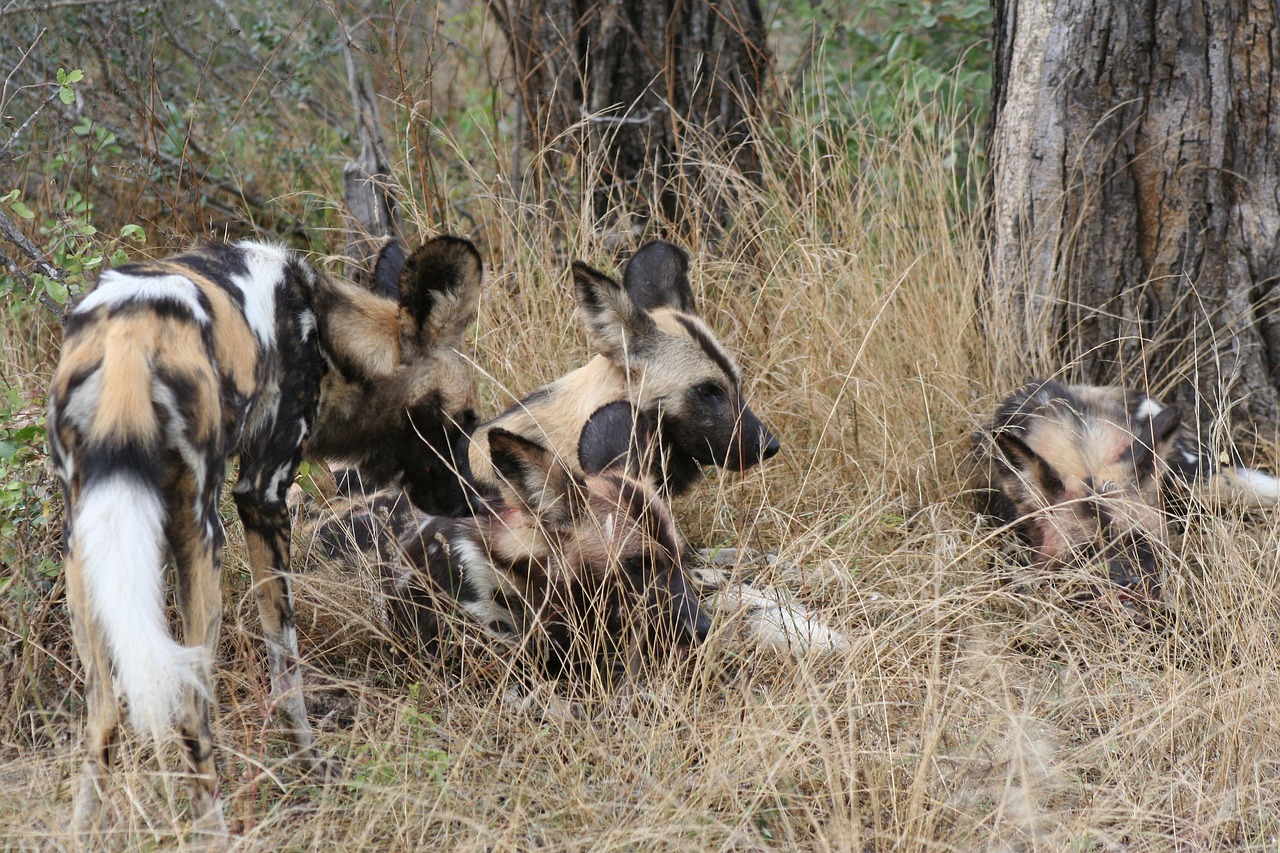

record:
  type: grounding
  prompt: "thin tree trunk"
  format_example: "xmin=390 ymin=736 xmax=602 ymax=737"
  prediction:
xmin=986 ymin=0 xmax=1280 ymax=434
xmin=340 ymin=23 xmax=403 ymax=283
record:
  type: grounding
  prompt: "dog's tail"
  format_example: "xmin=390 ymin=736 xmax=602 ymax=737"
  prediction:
xmin=1206 ymin=465 xmax=1280 ymax=507
xmin=74 ymin=473 xmax=206 ymax=738
xmin=66 ymin=336 xmax=207 ymax=740
xmin=688 ymin=565 xmax=850 ymax=656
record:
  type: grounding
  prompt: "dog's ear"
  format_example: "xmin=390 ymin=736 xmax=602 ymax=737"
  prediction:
xmin=398 ymin=236 xmax=483 ymax=344
xmin=578 ymin=401 xmax=656 ymax=476
xmin=488 ymin=429 xmax=581 ymax=526
xmin=1125 ymin=404 xmax=1182 ymax=481
xmin=622 ymin=241 xmax=695 ymax=313
xmin=572 ymin=261 xmax=656 ymax=362
xmin=996 ymin=429 xmax=1066 ymax=504
xmin=370 ymin=237 xmax=408 ymax=299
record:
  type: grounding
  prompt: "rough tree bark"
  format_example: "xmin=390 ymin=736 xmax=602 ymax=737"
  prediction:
xmin=488 ymin=0 xmax=769 ymax=233
xmin=340 ymin=27 xmax=403 ymax=288
xmin=985 ymin=0 xmax=1280 ymax=433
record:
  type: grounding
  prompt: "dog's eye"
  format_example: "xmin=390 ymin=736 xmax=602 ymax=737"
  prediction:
xmin=697 ymin=382 xmax=725 ymax=400
xmin=621 ymin=556 xmax=650 ymax=583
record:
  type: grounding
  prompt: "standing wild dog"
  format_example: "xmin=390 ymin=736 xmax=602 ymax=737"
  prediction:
xmin=383 ymin=429 xmax=712 ymax=686
xmin=48 ymin=236 xmax=482 ymax=834
xmin=466 ymin=241 xmax=780 ymax=497
xmin=974 ymin=379 xmax=1280 ymax=601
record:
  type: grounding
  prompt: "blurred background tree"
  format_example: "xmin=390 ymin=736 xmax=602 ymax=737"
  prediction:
xmin=488 ymin=0 xmax=770 ymax=239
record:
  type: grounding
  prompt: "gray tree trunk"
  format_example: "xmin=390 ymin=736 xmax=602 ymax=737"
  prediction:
xmin=985 ymin=0 xmax=1280 ymax=434
xmin=340 ymin=33 xmax=402 ymax=284
xmin=488 ymin=0 xmax=768 ymax=233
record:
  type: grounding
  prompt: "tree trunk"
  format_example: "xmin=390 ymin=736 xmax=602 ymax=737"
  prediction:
xmin=488 ymin=0 xmax=769 ymax=234
xmin=340 ymin=28 xmax=403 ymax=286
xmin=985 ymin=0 xmax=1280 ymax=433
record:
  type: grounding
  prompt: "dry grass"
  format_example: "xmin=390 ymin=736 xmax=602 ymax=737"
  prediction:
xmin=4 ymin=22 xmax=1280 ymax=853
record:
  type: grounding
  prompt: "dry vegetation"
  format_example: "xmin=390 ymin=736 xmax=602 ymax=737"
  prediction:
xmin=2 ymin=3 xmax=1279 ymax=851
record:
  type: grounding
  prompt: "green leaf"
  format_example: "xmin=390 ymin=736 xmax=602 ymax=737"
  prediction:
xmin=119 ymin=224 xmax=145 ymax=242
xmin=59 ymin=86 xmax=75 ymax=105
xmin=10 ymin=424 xmax=42 ymax=444
xmin=43 ymin=278 xmax=68 ymax=304
xmin=10 ymin=201 xmax=33 ymax=219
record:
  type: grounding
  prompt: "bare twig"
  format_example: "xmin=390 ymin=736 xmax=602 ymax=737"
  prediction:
xmin=0 ymin=207 xmax=65 ymax=320
xmin=0 ymin=87 xmax=57 ymax=162
xmin=1 ymin=27 xmax=45 ymax=108
xmin=0 ymin=0 xmax=132 ymax=14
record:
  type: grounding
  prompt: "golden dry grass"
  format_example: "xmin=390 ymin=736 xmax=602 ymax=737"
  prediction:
xmin=4 ymin=33 xmax=1280 ymax=853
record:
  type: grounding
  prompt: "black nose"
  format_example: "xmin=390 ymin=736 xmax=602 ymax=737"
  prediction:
xmin=691 ymin=609 xmax=712 ymax=644
xmin=760 ymin=429 xmax=781 ymax=461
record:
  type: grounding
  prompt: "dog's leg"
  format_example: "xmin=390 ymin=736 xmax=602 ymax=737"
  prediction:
xmin=233 ymin=483 xmax=339 ymax=779
xmin=168 ymin=481 xmax=227 ymax=835
xmin=66 ymin=549 xmax=121 ymax=837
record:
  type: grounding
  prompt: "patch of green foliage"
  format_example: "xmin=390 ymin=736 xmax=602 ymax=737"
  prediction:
xmin=780 ymin=0 xmax=992 ymax=163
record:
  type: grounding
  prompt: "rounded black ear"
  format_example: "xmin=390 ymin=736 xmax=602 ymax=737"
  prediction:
xmin=370 ymin=238 xmax=408 ymax=299
xmin=398 ymin=235 xmax=483 ymax=340
xmin=1128 ymin=404 xmax=1182 ymax=476
xmin=578 ymin=401 xmax=655 ymax=475
xmin=1151 ymin=403 xmax=1183 ymax=447
xmin=623 ymin=241 xmax=695 ymax=313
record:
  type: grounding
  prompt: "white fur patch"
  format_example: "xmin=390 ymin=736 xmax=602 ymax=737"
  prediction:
xmin=1133 ymin=397 xmax=1165 ymax=420
xmin=153 ymin=381 xmax=208 ymax=502
xmin=232 ymin=242 xmax=287 ymax=347
xmin=297 ymin=308 xmax=317 ymax=342
xmin=75 ymin=475 xmax=207 ymax=738
xmin=76 ymin=272 xmax=211 ymax=325
xmin=54 ymin=369 xmax=103 ymax=433
xmin=690 ymin=567 xmax=850 ymax=657
xmin=1211 ymin=466 xmax=1280 ymax=506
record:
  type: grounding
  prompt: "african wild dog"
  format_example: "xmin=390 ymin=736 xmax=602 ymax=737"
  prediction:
xmin=974 ymin=379 xmax=1280 ymax=601
xmin=48 ymin=236 xmax=482 ymax=834
xmin=383 ymin=429 xmax=712 ymax=686
xmin=465 ymin=241 xmax=780 ymax=497
xmin=301 ymin=486 xmax=849 ymax=675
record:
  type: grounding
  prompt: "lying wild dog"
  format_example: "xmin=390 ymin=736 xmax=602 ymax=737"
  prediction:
xmin=299 ymin=476 xmax=849 ymax=671
xmin=973 ymin=379 xmax=1280 ymax=602
xmin=47 ymin=236 xmax=483 ymax=834
xmin=462 ymin=241 xmax=780 ymax=497
xmin=383 ymin=429 xmax=712 ymax=687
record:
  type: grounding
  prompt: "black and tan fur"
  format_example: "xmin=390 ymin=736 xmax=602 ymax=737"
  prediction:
xmin=467 ymin=241 xmax=780 ymax=497
xmin=384 ymin=429 xmax=711 ymax=685
xmin=304 ymin=488 xmax=850 ymax=673
xmin=47 ymin=236 xmax=482 ymax=834
xmin=974 ymin=379 xmax=1280 ymax=601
